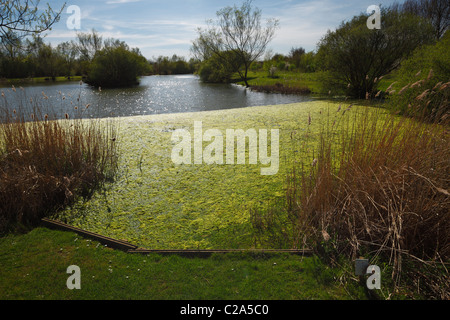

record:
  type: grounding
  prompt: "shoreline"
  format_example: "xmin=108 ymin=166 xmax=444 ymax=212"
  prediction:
xmin=0 ymin=75 xmax=84 ymax=86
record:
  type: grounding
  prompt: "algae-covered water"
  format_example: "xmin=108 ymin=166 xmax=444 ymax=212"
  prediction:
xmin=55 ymin=101 xmax=354 ymax=249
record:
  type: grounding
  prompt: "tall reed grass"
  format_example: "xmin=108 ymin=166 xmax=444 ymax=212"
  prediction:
xmin=388 ymin=69 xmax=449 ymax=123
xmin=252 ymin=100 xmax=449 ymax=298
xmin=0 ymin=86 xmax=118 ymax=233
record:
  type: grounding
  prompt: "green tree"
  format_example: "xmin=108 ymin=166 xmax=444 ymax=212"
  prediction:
xmin=74 ymin=30 xmax=103 ymax=75
xmin=192 ymin=0 xmax=279 ymax=87
xmin=299 ymin=51 xmax=316 ymax=73
xmin=86 ymin=45 xmax=148 ymax=88
xmin=198 ymin=51 xmax=241 ymax=83
xmin=288 ymin=47 xmax=305 ymax=69
xmin=37 ymin=43 xmax=56 ymax=78
xmin=392 ymin=0 xmax=449 ymax=40
xmin=56 ymin=41 xmax=78 ymax=77
xmin=316 ymin=8 xmax=434 ymax=98
xmin=76 ymin=29 xmax=103 ymax=62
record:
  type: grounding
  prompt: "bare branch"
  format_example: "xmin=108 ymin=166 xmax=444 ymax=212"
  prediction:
xmin=0 ymin=0 xmax=66 ymax=47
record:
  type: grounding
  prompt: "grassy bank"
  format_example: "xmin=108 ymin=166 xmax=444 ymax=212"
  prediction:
xmin=233 ymin=70 xmax=397 ymax=98
xmin=0 ymin=76 xmax=84 ymax=86
xmin=0 ymin=227 xmax=364 ymax=300
xmin=233 ymin=71 xmax=324 ymax=94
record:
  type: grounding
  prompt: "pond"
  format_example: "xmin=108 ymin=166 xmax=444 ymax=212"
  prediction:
xmin=1 ymin=75 xmax=313 ymax=119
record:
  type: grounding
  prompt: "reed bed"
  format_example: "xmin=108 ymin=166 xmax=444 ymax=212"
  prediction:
xmin=388 ymin=69 xmax=449 ymax=124
xmin=252 ymin=98 xmax=449 ymax=298
xmin=0 ymin=86 xmax=118 ymax=233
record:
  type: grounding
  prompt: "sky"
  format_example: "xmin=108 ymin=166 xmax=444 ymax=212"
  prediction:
xmin=43 ymin=0 xmax=405 ymax=60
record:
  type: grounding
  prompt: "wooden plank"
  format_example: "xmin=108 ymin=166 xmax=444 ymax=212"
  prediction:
xmin=41 ymin=218 xmax=138 ymax=251
xmin=127 ymin=248 xmax=313 ymax=256
xmin=41 ymin=218 xmax=313 ymax=256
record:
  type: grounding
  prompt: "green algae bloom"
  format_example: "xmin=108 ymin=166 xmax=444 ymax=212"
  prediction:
xmin=55 ymin=101 xmax=372 ymax=249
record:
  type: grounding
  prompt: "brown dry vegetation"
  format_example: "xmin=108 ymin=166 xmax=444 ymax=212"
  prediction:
xmin=299 ymin=108 xmax=448 ymax=298
xmin=252 ymin=97 xmax=449 ymax=298
xmin=0 ymin=87 xmax=118 ymax=233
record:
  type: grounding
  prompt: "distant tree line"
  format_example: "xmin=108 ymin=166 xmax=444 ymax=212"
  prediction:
xmin=0 ymin=29 xmax=203 ymax=88
xmin=0 ymin=30 xmax=137 ymax=77
xmin=256 ymin=48 xmax=318 ymax=76
xmin=149 ymin=55 xmax=197 ymax=75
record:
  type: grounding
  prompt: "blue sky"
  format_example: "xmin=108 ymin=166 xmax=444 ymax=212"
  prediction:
xmin=44 ymin=0 xmax=404 ymax=59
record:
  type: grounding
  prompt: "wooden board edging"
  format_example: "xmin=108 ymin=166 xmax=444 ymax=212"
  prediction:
xmin=127 ymin=248 xmax=313 ymax=256
xmin=41 ymin=218 xmax=138 ymax=252
xmin=41 ymin=218 xmax=313 ymax=256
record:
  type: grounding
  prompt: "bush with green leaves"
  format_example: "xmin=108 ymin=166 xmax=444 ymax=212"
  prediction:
xmin=316 ymin=8 xmax=434 ymax=98
xmin=87 ymin=45 xmax=149 ymax=88
xmin=198 ymin=51 xmax=241 ymax=83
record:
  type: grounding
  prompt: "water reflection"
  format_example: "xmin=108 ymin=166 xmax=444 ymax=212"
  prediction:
xmin=1 ymin=75 xmax=313 ymax=119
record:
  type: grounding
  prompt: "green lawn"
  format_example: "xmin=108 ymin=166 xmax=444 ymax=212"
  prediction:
xmin=0 ymin=76 xmax=83 ymax=86
xmin=233 ymin=70 xmax=403 ymax=97
xmin=234 ymin=70 xmax=325 ymax=94
xmin=0 ymin=227 xmax=365 ymax=300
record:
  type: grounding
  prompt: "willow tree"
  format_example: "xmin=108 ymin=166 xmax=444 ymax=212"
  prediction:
xmin=192 ymin=0 xmax=279 ymax=87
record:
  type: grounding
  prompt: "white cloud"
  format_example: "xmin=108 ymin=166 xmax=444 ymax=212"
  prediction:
xmin=264 ymin=0 xmax=392 ymax=53
xmin=44 ymin=0 xmax=399 ymax=59
xmin=105 ymin=0 xmax=142 ymax=4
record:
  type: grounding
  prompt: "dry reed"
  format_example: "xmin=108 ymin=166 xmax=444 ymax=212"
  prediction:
xmin=252 ymin=101 xmax=449 ymax=298
xmin=0 ymin=87 xmax=118 ymax=233
xmin=297 ymin=107 xmax=448 ymax=298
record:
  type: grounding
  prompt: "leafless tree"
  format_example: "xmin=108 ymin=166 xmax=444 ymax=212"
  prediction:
xmin=192 ymin=0 xmax=279 ymax=87
xmin=0 ymin=0 xmax=65 ymax=46
xmin=76 ymin=29 xmax=103 ymax=61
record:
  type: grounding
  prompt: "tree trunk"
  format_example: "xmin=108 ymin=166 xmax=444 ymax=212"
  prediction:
xmin=244 ymin=65 xmax=249 ymax=88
